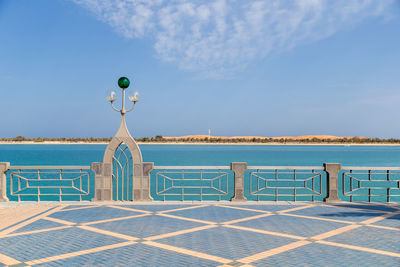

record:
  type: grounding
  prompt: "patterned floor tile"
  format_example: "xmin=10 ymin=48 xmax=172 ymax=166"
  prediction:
xmin=156 ymin=226 xmax=294 ymax=260
xmin=89 ymin=215 xmax=205 ymax=238
xmin=254 ymin=242 xmax=399 ymax=267
xmin=326 ymin=226 xmax=400 ymax=253
xmin=371 ymin=214 xmax=400 ymax=228
xmin=62 ymin=205 xmax=94 ymax=210
xmin=166 ymin=205 xmax=264 ymax=223
xmin=114 ymin=205 xmax=195 ymax=212
xmin=11 ymin=219 xmax=65 ymax=234
xmin=286 ymin=205 xmax=384 ymax=222
xmin=329 ymin=204 xmax=398 ymax=212
xmin=35 ymin=243 xmax=219 ymax=267
xmin=222 ymin=205 xmax=306 ymax=213
xmin=0 ymin=227 xmax=125 ymax=262
xmin=234 ymin=214 xmax=347 ymax=237
xmin=47 ymin=206 xmax=144 ymax=224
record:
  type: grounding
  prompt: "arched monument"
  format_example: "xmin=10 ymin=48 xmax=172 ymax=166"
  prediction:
xmin=91 ymin=77 xmax=153 ymax=201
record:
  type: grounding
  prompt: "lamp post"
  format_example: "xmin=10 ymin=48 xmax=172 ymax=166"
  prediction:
xmin=97 ymin=76 xmax=148 ymax=201
xmin=106 ymin=77 xmax=139 ymax=116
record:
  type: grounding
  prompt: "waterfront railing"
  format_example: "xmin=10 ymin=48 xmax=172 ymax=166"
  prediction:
xmin=0 ymin=162 xmax=399 ymax=202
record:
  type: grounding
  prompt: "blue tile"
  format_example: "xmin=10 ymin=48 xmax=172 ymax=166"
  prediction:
xmin=90 ymin=215 xmax=205 ymax=238
xmin=166 ymin=205 xmax=263 ymax=223
xmin=36 ymin=243 xmax=219 ymax=267
xmin=371 ymin=214 xmax=400 ymax=228
xmin=157 ymin=226 xmax=293 ymax=260
xmin=115 ymin=204 xmax=194 ymax=212
xmin=223 ymin=204 xmax=305 ymax=212
xmin=234 ymin=214 xmax=347 ymax=237
xmin=254 ymin=242 xmax=399 ymax=267
xmin=48 ymin=206 xmax=143 ymax=224
xmin=327 ymin=226 xmax=400 ymax=253
xmin=287 ymin=205 xmax=385 ymax=222
xmin=0 ymin=227 xmax=125 ymax=262
xmin=330 ymin=204 xmax=399 ymax=212
xmin=12 ymin=219 xmax=64 ymax=234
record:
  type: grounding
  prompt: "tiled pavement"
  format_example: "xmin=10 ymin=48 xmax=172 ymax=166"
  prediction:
xmin=0 ymin=203 xmax=399 ymax=266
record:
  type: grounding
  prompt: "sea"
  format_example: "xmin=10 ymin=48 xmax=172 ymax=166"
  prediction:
xmin=1 ymin=144 xmax=400 ymax=166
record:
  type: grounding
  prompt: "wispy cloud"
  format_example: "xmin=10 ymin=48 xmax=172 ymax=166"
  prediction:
xmin=72 ymin=0 xmax=395 ymax=78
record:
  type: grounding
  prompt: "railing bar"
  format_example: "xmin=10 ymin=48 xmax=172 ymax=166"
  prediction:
xmin=294 ymin=169 xmax=296 ymax=202
xmin=275 ymin=169 xmax=278 ymax=201
xmin=342 ymin=166 xmax=400 ymax=170
xmin=153 ymin=166 xmax=230 ymax=170
xmin=182 ymin=169 xmax=184 ymax=201
xmin=200 ymin=169 xmax=203 ymax=201
xmin=368 ymin=169 xmax=371 ymax=202
xmin=387 ymin=170 xmax=390 ymax=202
xmin=10 ymin=166 xmax=91 ymax=169
xmin=248 ymin=166 xmax=324 ymax=170
xmin=59 ymin=169 xmax=62 ymax=202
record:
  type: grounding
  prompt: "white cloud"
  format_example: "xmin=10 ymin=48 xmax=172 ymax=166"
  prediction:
xmin=72 ymin=0 xmax=395 ymax=78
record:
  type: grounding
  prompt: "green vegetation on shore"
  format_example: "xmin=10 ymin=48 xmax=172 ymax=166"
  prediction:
xmin=2 ymin=135 xmax=400 ymax=144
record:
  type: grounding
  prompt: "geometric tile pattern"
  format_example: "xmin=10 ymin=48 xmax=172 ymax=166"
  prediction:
xmin=254 ymin=243 xmax=400 ymax=267
xmin=0 ymin=203 xmax=399 ymax=266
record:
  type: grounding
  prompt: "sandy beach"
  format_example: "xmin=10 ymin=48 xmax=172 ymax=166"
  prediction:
xmin=1 ymin=135 xmax=398 ymax=146
xmin=1 ymin=141 xmax=400 ymax=146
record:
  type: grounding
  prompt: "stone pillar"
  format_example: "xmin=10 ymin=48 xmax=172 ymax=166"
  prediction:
xmin=141 ymin=162 xmax=154 ymax=201
xmin=0 ymin=162 xmax=10 ymax=202
xmin=231 ymin=162 xmax=247 ymax=201
xmin=324 ymin=163 xmax=342 ymax=203
xmin=91 ymin=162 xmax=112 ymax=201
xmin=132 ymin=162 xmax=153 ymax=201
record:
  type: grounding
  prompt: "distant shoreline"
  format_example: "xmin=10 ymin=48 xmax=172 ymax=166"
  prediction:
xmin=1 ymin=141 xmax=400 ymax=146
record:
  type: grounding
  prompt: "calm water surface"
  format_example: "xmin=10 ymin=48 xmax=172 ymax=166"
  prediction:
xmin=1 ymin=144 xmax=400 ymax=166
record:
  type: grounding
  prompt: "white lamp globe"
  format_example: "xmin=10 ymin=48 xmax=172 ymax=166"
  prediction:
xmin=106 ymin=90 xmax=117 ymax=102
xmin=128 ymin=90 xmax=140 ymax=103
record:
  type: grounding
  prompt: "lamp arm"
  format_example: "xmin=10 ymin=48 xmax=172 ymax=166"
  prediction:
xmin=126 ymin=102 xmax=137 ymax=113
xmin=111 ymin=102 xmax=121 ymax=112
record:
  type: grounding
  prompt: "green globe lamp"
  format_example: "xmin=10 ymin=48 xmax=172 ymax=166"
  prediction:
xmin=118 ymin=77 xmax=130 ymax=89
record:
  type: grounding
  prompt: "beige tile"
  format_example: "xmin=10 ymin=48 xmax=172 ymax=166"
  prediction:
xmin=144 ymin=241 xmax=231 ymax=264
xmin=0 ymin=252 xmax=21 ymax=265
xmin=224 ymin=224 xmax=305 ymax=240
xmin=25 ymin=241 xmax=136 ymax=265
xmin=0 ymin=206 xmax=64 ymax=236
xmin=78 ymin=225 xmax=138 ymax=241
xmin=0 ymin=204 xmax=60 ymax=231
xmin=4 ymin=226 xmax=72 ymax=238
xmin=145 ymin=224 xmax=217 ymax=241
xmin=238 ymin=240 xmax=311 ymax=264
xmin=158 ymin=213 xmax=216 ymax=225
xmin=317 ymin=240 xmax=400 ymax=258
xmin=83 ymin=213 xmax=150 ymax=225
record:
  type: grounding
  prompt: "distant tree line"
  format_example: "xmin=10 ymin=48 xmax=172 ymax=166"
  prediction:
xmin=2 ymin=135 xmax=400 ymax=144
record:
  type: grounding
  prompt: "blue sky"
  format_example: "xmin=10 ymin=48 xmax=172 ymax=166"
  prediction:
xmin=0 ymin=0 xmax=400 ymax=138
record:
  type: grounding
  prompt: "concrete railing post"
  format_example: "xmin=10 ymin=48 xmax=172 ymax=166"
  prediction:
xmin=0 ymin=162 xmax=10 ymax=202
xmin=231 ymin=162 xmax=247 ymax=201
xmin=141 ymin=162 xmax=154 ymax=201
xmin=91 ymin=162 xmax=112 ymax=201
xmin=324 ymin=163 xmax=342 ymax=203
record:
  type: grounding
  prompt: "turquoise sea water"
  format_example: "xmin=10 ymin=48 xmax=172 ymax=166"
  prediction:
xmin=1 ymin=144 xmax=400 ymax=166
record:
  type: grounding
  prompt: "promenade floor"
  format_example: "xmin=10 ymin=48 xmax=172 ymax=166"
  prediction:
xmin=0 ymin=202 xmax=399 ymax=266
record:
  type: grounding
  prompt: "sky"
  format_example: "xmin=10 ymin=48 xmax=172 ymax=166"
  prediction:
xmin=0 ymin=0 xmax=400 ymax=139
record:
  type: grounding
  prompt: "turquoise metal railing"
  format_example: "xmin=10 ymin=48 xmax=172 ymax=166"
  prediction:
xmin=7 ymin=166 xmax=94 ymax=201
